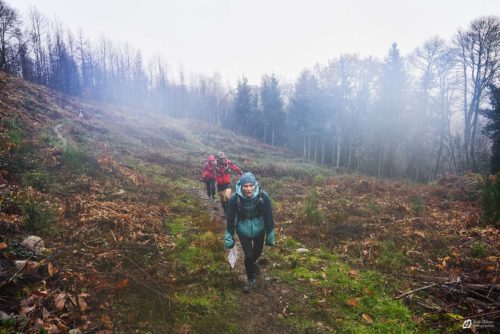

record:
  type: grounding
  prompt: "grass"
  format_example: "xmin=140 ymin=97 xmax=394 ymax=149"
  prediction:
xmin=112 ymin=188 xmax=240 ymax=333
xmin=268 ymin=241 xmax=419 ymax=333
xmin=376 ymin=240 xmax=407 ymax=270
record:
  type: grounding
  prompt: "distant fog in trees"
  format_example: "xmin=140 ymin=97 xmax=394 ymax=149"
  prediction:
xmin=1 ymin=0 xmax=499 ymax=180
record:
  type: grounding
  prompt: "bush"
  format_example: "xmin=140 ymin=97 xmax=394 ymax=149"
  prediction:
xmin=377 ymin=240 xmax=406 ymax=270
xmin=302 ymin=180 xmax=322 ymax=225
xmin=481 ymin=173 xmax=500 ymax=227
xmin=21 ymin=168 xmax=54 ymax=191
xmin=62 ymin=144 xmax=100 ymax=177
xmin=470 ymin=242 xmax=488 ymax=258
xmin=21 ymin=195 xmax=57 ymax=233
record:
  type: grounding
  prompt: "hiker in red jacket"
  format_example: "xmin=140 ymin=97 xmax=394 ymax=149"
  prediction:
xmin=201 ymin=155 xmax=217 ymax=200
xmin=216 ymin=151 xmax=242 ymax=213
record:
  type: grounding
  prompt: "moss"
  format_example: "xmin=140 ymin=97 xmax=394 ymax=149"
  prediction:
xmin=269 ymin=239 xmax=418 ymax=333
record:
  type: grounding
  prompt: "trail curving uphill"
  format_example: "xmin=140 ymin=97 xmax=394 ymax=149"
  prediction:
xmin=195 ymin=188 xmax=296 ymax=334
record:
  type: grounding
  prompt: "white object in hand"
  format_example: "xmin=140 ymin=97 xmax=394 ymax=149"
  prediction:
xmin=228 ymin=247 xmax=238 ymax=268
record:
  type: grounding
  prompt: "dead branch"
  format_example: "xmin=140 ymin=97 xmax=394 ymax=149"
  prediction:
xmin=0 ymin=253 xmax=34 ymax=288
xmin=396 ymin=283 xmax=439 ymax=299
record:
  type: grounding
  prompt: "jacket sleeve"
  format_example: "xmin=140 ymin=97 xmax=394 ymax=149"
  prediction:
xmin=262 ymin=192 xmax=274 ymax=235
xmin=201 ymin=163 xmax=208 ymax=178
xmin=228 ymin=160 xmax=243 ymax=175
xmin=226 ymin=194 xmax=238 ymax=235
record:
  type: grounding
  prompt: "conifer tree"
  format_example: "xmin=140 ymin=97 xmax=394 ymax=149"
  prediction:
xmin=260 ymin=74 xmax=285 ymax=145
xmin=484 ymin=84 xmax=500 ymax=174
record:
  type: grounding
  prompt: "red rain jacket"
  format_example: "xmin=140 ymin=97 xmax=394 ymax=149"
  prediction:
xmin=202 ymin=161 xmax=216 ymax=180
xmin=216 ymin=159 xmax=242 ymax=185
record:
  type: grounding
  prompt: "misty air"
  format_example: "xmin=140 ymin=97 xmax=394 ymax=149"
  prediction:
xmin=0 ymin=0 xmax=499 ymax=333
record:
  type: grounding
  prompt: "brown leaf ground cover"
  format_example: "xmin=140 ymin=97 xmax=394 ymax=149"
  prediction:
xmin=1 ymin=72 xmax=499 ymax=333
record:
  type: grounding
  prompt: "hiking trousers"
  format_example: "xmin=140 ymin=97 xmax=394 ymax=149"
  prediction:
xmin=238 ymin=231 xmax=265 ymax=280
xmin=205 ymin=179 xmax=216 ymax=198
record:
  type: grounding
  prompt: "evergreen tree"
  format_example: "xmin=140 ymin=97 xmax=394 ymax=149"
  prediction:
xmin=233 ymin=77 xmax=252 ymax=135
xmin=289 ymin=70 xmax=320 ymax=159
xmin=484 ymin=85 xmax=500 ymax=174
xmin=372 ymin=43 xmax=407 ymax=177
xmin=260 ymin=74 xmax=285 ymax=145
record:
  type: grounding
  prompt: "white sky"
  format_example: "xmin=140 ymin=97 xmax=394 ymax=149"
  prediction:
xmin=11 ymin=0 xmax=500 ymax=86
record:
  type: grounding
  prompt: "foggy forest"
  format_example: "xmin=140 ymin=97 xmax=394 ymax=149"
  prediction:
xmin=1 ymin=0 xmax=500 ymax=333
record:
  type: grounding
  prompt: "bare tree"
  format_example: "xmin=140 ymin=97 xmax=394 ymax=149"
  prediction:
xmin=454 ymin=16 xmax=500 ymax=171
xmin=0 ymin=0 xmax=21 ymax=72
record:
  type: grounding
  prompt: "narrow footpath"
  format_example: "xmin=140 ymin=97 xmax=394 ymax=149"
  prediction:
xmin=195 ymin=188 xmax=297 ymax=334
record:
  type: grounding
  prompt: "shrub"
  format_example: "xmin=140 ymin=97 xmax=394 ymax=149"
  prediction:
xmin=21 ymin=168 xmax=53 ymax=191
xmin=62 ymin=144 xmax=100 ymax=177
xmin=21 ymin=197 xmax=57 ymax=233
xmin=377 ymin=240 xmax=406 ymax=270
xmin=470 ymin=242 xmax=488 ymax=258
xmin=302 ymin=181 xmax=322 ymax=225
xmin=481 ymin=173 xmax=500 ymax=227
xmin=411 ymin=196 xmax=426 ymax=215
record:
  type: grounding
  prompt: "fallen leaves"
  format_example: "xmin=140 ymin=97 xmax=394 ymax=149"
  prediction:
xmin=361 ymin=313 xmax=373 ymax=324
xmin=48 ymin=262 xmax=59 ymax=276
xmin=346 ymin=298 xmax=360 ymax=307
xmin=114 ymin=278 xmax=129 ymax=289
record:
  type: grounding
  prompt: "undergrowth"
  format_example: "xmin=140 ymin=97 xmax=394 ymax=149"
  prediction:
xmin=268 ymin=239 xmax=423 ymax=333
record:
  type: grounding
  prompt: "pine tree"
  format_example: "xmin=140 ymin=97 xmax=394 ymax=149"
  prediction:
xmin=260 ymin=74 xmax=285 ymax=145
xmin=234 ymin=77 xmax=252 ymax=135
xmin=484 ymin=84 xmax=500 ymax=174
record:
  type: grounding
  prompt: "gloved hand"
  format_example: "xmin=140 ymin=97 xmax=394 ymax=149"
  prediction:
xmin=265 ymin=230 xmax=275 ymax=246
xmin=224 ymin=231 xmax=235 ymax=249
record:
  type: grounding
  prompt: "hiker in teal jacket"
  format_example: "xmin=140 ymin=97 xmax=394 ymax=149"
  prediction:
xmin=224 ymin=172 xmax=275 ymax=292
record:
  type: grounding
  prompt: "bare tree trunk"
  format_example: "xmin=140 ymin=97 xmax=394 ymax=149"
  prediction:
xmin=336 ymin=129 xmax=341 ymax=168
xmin=303 ymin=135 xmax=307 ymax=158
xmin=433 ymin=138 xmax=444 ymax=180
xmin=347 ymin=138 xmax=353 ymax=169
xmin=470 ymin=96 xmax=481 ymax=171
xmin=321 ymin=139 xmax=325 ymax=164
xmin=308 ymin=135 xmax=311 ymax=161
xmin=377 ymin=148 xmax=383 ymax=178
xmin=332 ymin=135 xmax=336 ymax=166
xmin=263 ymin=120 xmax=267 ymax=144
xmin=314 ymin=137 xmax=318 ymax=162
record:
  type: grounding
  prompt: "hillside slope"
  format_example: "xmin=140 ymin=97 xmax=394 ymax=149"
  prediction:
xmin=1 ymin=72 xmax=498 ymax=333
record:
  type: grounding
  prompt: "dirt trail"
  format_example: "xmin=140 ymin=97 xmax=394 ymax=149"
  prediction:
xmin=195 ymin=188 xmax=296 ymax=334
xmin=53 ymin=123 xmax=67 ymax=148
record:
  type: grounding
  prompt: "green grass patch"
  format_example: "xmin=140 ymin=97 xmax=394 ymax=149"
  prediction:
xmin=62 ymin=144 xmax=100 ymax=176
xmin=376 ymin=240 xmax=407 ymax=270
xmin=268 ymin=240 xmax=418 ymax=333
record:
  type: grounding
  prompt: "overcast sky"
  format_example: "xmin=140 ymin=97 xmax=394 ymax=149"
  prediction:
xmin=12 ymin=0 xmax=500 ymax=85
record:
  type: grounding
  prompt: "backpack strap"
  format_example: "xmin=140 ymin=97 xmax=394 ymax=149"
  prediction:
xmin=237 ymin=189 xmax=265 ymax=220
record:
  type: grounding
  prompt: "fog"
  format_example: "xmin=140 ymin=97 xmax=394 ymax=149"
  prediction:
xmin=1 ymin=0 xmax=500 ymax=179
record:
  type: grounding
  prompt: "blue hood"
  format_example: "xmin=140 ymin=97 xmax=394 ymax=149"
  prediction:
xmin=236 ymin=181 xmax=260 ymax=200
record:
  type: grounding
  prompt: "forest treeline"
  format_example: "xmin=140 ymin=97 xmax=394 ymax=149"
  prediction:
xmin=1 ymin=0 xmax=500 ymax=180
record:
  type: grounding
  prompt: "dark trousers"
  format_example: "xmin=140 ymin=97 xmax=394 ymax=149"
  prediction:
xmin=205 ymin=179 xmax=216 ymax=198
xmin=238 ymin=231 xmax=265 ymax=280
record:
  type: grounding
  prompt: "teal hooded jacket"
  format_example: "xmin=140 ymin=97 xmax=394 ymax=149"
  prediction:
xmin=226 ymin=182 xmax=274 ymax=238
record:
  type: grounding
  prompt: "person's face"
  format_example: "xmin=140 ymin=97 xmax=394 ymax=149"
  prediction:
xmin=209 ymin=160 xmax=215 ymax=166
xmin=242 ymin=183 xmax=255 ymax=198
